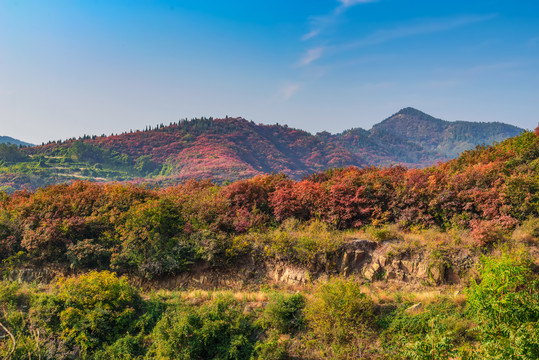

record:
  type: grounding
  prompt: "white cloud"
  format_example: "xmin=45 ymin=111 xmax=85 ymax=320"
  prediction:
xmin=338 ymin=0 xmax=378 ymax=9
xmin=301 ymin=29 xmax=321 ymax=41
xmin=302 ymin=0 xmax=378 ymax=41
xmin=298 ymin=47 xmax=324 ymax=67
xmin=279 ymin=83 xmax=301 ymax=100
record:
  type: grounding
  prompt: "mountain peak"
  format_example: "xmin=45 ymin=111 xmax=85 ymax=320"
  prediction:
xmin=390 ymin=107 xmax=441 ymax=122
xmin=394 ymin=107 xmax=431 ymax=117
xmin=372 ymin=107 xmax=445 ymax=132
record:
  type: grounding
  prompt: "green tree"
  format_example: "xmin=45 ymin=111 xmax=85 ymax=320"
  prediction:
xmin=0 ymin=143 xmax=27 ymax=162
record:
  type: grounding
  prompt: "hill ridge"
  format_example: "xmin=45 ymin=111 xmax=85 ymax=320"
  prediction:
xmin=0 ymin=135 xmax=33 ymax=147
xmin=0 ymin=108 xmax=524 ymax=191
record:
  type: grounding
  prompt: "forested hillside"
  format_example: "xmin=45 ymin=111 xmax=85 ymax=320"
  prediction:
xmin=0 ymin=126 xmax=538 ymax=359
xmin=371 ymin=107 xmax=523 ymax=157
xmin=2 ymin=127 xmax=537 ymax=275
xmin=0 ymin=108 xmax=524 ymax=191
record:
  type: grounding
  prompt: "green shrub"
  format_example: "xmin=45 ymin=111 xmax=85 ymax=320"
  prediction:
xmin=304 ymin=277 xmax=375 ymax=358
xmin=148 ymin=296 xmax=258 ymax=360
xmin=251 ymin=331 xmax=289 ymax=360
xmin=55 ymin=271 xmax=143 ymax=355
xmin=66 ymin=239 xmax=111 ymax=269
xmin=403 ymin=325 xmax=457 ymax=360
xmin=94 ymin=334 xmax=145 ymax=360
xmin=113 ymin=198 xmax=200 ymax=278
xmin=378 ymin=296 xmax=476 ymax=359
xmin=0 ymin=280 xmax=20 ymax=305
xmin=261 ymin=292 xmax=305 ymax=334
xmin=0 ymin=282 xmax=46 ymax=360
xmin=467 ymin=252 xmax=539 ymax=359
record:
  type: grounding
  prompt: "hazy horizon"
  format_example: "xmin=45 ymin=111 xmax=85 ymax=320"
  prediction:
xmin=1 ymin=0 xmax=538 ymax=144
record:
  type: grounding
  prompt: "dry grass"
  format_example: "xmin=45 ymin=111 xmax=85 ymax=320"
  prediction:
xmin=151 ymin=288 xmax=269 ymax=304
xmin=400 ymin=227 xmax=474 ymax=249
xmin=359 ymin=282 xmax=466 ymax=309
xmin=512 ymin=217 xmax=539 ymax=246
xmin=346 ymin=224 xmax=475 ymax=254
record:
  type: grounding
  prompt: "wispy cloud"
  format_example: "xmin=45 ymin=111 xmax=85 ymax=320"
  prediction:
xmin=298 ymin=47 xmax=324 ymax=67
xmin=279 ymin=83 xmax=302 ymax=100
xmin=463 ymin=61 xmax=525 ymax=75
xmin=339 ymin=14 xmax=497 ymax=50
xmin=301 ymin=29 xmax=321 ymax=41
xmin=302 ymin=0 xmax=377 ymax=41
xmin=436 ymin=60 xmax=529 ymax=74
xmin=337 ymin=0 xmax=378 ymax=11
xmin=426 ymin=60 xmax=532 ymax=87
xmin=290 ymin=5 xmax=496 ymax=104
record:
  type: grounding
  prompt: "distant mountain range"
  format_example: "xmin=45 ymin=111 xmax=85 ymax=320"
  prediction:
xmin=0 ymin=107 xmax=525 ymax=191
xmin=0 ymin=136 xmax=33 ymax=147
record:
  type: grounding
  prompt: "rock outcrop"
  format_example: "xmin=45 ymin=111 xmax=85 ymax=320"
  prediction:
xmin=3 ymin=239 xmax=479 ymax=289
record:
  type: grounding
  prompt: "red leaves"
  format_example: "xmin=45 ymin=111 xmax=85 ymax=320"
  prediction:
xmin=270 ymin=180 xmax=325 ymax=222
xmin=0 ymin=126 xmax=538 ymax=265
xmin=470 ymin=219 xmax=506 ymax=246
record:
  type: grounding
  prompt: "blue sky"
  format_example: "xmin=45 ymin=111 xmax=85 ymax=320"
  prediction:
xmin=1 ymin=0 xmax=538 ymax=144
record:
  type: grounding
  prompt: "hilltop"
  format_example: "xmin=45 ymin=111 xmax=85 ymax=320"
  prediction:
xmin=0 ymin=135 xmax=33 ymax=147
xmin=0 ymin=108 xmax=524 ymax=191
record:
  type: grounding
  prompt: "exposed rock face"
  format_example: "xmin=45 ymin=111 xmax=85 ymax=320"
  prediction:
xmin=161 ymin=239 xmax=478 ymax=288
xmin=335 ymin=239 xmax=378 ymax=275
xmin=269 ymin=264 xmax=310 ymax=285
xmin=3 ymin=239 xmax=479 ymax=289
xmin=361 ymin=244 xmax=476 ymax=285
xmin=5 ymin=267 xmax=58 ymax=283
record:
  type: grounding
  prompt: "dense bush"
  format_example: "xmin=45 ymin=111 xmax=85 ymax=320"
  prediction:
xmin=467 ymin=252 xmax=539 ymax=359
xmin=1 ymin=258 xmax=539 ymax=359
xmin=304 ymin=278 xmax=375 ymax=358
xmin=261 ymin=292 xmax=305 ymax=334
xmin=54 ymin=271 xmax=143 ymax=355
xmin=0 ymin=143 xmax=27 ymax=162
xmin=148 ymin=296 xmax=258 ymax=360
xmin=113 ymin=198 xmax=200 ymax=278
xmin=378 ymin=297 xmax=475 ymax=359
